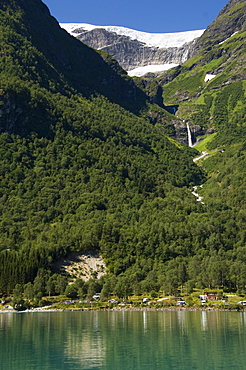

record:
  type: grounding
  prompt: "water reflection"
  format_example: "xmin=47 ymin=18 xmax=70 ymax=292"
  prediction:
xmin=177 ymin=310 xmax=186 ymax=329
xmin=63 ymin=311 xmax=106 ymax=369
xmin=143 ymin=311 xmax=147 ymax=331
xmin=1 ymin=311 xmax=246 ymax=369
xmin=240 ymin=311 xmax=246 ymax=327
xmin=201 ymin=311 xmax=208 ymax=331
xmin=64 ymin=330 xmax=105 ymax=369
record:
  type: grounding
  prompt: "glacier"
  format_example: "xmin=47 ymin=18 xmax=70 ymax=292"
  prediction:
xmin=60 ymin=23 xmax=205 ymax=49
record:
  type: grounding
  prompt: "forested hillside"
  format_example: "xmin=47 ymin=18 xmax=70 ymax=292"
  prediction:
xmin=153 ymin=0 xmax=246 ymax=294
xmin=0 ymin=0 xmax=245 ymax=299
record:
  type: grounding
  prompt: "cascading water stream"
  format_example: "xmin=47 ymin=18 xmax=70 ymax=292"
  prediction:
xmin=186 ymin=122 xmax=193 ymax=147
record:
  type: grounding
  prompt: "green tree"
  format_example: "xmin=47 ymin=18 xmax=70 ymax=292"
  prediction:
xmin=13 ymin=283 xmax=23 ymax=302
xmin=115 ymin=276 xmax=132 ymax=299
xmin=12 ymin=283 xmax=27 ymax=311
xmin=46 ymin=276 xmax=56 ymax=297
xmin=24 ymin=282 xmax=34 ymax=300
xmin=55 ymin=275 xmax=67 ymax=295
xmin=33 ymin=269 xmax=48 ymax=297
xmin=65 ymin=284 xmax=78 ymax=299
xmin=101 ymin=280 xmax=112 ymax=299
xmin=87 ymin=279 xmax=97 ymax=299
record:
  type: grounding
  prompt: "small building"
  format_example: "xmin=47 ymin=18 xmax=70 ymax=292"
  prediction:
xmin=200 ymin=293 xmax=218 ymax=301
xmin=206 ymin=293 xmax=218 ymax=300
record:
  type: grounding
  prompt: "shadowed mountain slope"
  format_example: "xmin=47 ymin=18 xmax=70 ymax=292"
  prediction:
xmin=0 ymin=0 xmax=206 ymax=293
xmin=0 ymin=0 xmax=150 ymax=114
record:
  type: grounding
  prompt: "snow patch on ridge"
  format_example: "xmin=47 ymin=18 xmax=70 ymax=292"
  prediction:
xmin=204 ymin=74 xmax=216 ymax=82
xmin=128 ymin=64 xmax=179 ymax=77
xmin=61 ymin=23 xmax=205 ymax=48
xmin=219 ymin=31 xmax=238 ymax=45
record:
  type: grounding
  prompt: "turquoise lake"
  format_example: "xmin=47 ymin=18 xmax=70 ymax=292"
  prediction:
xmin=1 ymin=310 xmax=246 ymax=369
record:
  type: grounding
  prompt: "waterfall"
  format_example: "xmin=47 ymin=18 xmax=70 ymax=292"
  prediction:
xmin=186 ymin=123 xmax=193 ymax=147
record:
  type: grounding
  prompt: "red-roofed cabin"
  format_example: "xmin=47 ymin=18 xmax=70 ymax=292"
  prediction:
xmin=206 ymin=293 xmax=217 ymax=300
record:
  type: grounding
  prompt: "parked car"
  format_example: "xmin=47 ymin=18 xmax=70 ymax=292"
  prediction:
xmin=4 ymin=305 xmax=13 ymax=309
xmin=177 ymin=300 xmax=186 ymax=305
xmin=238 ymin=301 xmax=246 ymax=305
xmin=92 ymin=294 xmax=101 ymax=300
xmin=108 ymin=299 xmax=120 ymax=304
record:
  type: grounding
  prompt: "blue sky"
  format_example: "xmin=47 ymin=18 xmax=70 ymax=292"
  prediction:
xmin=43 ymin=0 xmax=228 ymax=33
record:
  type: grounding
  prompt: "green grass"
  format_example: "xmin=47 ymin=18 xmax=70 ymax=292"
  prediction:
xmin=195 ymin=133 xmax=217 ymax=152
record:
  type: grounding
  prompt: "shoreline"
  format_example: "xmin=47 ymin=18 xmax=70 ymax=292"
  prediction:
xmin=1 ymin=305 xmax=245 ymax=314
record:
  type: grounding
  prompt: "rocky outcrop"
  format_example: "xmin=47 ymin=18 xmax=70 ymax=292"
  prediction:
xmin=193 ymin=0 xmax=246 ymax=53
xmin=172 ymin=122 xmax=216 ymax=146
xmin=68 ymin=27 xmax=200 ymax=72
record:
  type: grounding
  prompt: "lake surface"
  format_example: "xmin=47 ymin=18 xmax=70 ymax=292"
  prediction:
xmin=1 ymin=309 xmax=246 ymax=369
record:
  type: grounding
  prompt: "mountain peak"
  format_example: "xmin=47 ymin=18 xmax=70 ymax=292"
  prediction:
xmin=194 ymin=0 xmax=246 ymax=51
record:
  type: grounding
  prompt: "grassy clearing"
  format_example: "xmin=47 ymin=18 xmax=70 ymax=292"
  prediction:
xmin=195 ymin=133 xmax=217 ymax=152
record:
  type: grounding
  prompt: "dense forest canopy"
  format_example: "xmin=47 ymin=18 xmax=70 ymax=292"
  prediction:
xmin=0 ymin=0 xmax=245 ymax=298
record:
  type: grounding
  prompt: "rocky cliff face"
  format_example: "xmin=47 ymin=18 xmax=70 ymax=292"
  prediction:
xmin=193 ymin=0 xmax=246 ymax=53
xmin=62 ymin=25 xmax=203 ymax=73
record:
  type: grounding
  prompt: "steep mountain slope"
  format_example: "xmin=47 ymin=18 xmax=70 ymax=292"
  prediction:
xmin=61 ymin=23 xmax=204 ymax=75
xmin=151 ymin=0 xmax=246 ymax=296
xmin=0 ymin=0 xmax=204 ymax=293
xmin=160 ymin=0 xmax=246 ymax=145
xmin=0 ymin=0 xmax=245 ymax=299
xmin=194 ymin=0 xmax=246 ymax=51
xmin=0 ymin=0 xmax=151 ymax=116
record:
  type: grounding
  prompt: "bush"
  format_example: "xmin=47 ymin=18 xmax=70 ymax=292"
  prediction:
xmin=65 ymin=284 xmax=78 ymax=299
